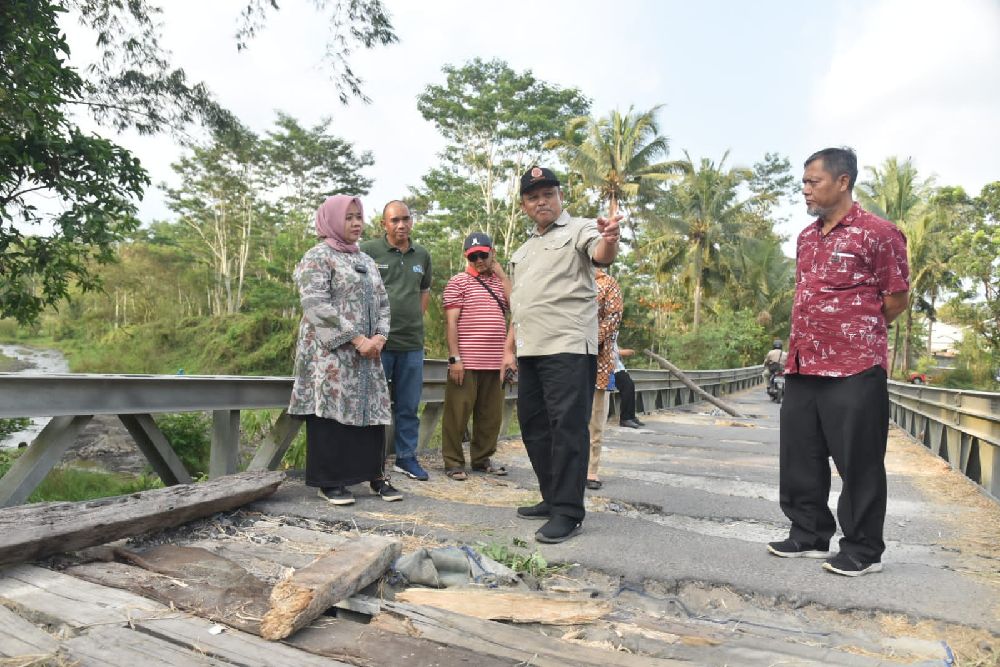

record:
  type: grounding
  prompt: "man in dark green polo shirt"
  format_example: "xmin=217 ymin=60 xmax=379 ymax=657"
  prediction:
xmin=360 ymin=200 xmax=433 ymax=480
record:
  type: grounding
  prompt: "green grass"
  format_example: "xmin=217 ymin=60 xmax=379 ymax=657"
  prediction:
xmin=0 ymin=449 xmax=163 ymax=503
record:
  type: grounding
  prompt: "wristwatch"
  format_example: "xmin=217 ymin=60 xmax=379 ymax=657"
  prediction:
xmin=448 ymin=356 xmax=461 ymax=364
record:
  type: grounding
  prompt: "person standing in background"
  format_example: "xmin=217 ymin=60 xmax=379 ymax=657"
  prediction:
xmin=586 ymin=266 xmax=623 ymax=490
xmin=440 ymin=232 xmax=511 ymax=480
xmin=360 ymin=201 xmax=432 ymax=481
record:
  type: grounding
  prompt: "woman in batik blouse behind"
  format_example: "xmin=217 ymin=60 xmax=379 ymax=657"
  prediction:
xmin=287 ymin=195 xmax=403 ymax=505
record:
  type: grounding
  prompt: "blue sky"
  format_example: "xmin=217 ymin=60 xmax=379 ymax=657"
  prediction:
xmin=65 ymin=0 xmax=1000 ymax=245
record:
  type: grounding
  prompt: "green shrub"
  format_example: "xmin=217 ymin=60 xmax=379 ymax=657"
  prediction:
xmin=474 ymin=538 xmax=565 ymax=577
xmin=666 ymin=310 xmax=767 ymax=369
xmin=156 ymin=412 xmax=211 ymax=476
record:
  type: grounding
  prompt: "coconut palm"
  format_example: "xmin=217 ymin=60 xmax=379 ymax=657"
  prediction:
xmin=857 ymin=157 xmax=935 ymax=373
xmin=647 ymin=152 xmax=753 ymax=331
xmin=546 ymin=105 xmax=677 ymax=241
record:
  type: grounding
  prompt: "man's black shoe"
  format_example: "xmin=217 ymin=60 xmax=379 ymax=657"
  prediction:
xmin=535 ymin=515 xmax=583 ymax=543
xmin=619 ymin=419 xmax=642 ymax=429
xmin=516 ymin=502 xmax=551 ymax=520
xmin=634 ymin=417 xmax=646 ymax=426
xmin=766 ymin=538 xmax=831 ymax=559
xmin=822 ymin=552 xmax=883 ymax=577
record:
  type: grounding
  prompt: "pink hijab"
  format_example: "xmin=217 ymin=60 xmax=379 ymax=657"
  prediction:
xmin=316 ymin=195 xmax=363 ymax=253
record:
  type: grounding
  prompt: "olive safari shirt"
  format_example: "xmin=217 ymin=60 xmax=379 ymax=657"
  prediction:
xmin=509 ymin=210 xmax=601 ymax=357
xmin=360 ymin=235 xmax=432 ymax=351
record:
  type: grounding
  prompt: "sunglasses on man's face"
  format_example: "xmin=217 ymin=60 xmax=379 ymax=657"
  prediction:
xmin=467 ymin=252 xmax=490 ymax=262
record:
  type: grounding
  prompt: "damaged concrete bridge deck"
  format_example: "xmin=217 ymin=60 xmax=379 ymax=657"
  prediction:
xmin=250 ymin=387 xmax=1000 ymax=664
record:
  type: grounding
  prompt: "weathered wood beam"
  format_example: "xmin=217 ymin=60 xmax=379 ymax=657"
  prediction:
xmin=118 ymin=413 xmax=193 ymax=485
xmin=394 ymin=588 xmax=612 ymax=625
xmin=377 ymin=600 xmax=679 ymax=667
xmin=0 ymin=414 xmax=93 ymax=507
xmin=644 ymin=350 xmax=743 ymax=418
xmin=0 ymin=470 xmax=284 ymax=567
xmin=260 ymin=534 xmax=401 ymax=640
xmin=0 ymin=565 xmax=348 ymax=667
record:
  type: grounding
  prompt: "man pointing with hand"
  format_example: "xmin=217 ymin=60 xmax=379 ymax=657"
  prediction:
xmin=502 ymin=166 xmax=621 ymax=543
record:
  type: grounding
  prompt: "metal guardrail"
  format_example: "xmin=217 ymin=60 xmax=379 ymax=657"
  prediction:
xmin=0 ymin=362 xmax=762 ymax=507
xmin=888 ymin=380 xmax=1000 ymax=499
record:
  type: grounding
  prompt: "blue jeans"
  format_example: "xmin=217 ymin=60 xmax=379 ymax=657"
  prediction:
xmin=381 ymin=349 xmax=424 ymax=461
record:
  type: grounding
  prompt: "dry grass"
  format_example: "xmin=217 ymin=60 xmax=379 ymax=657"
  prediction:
xmin=887 ymin=427 xmax=1000 ymax=584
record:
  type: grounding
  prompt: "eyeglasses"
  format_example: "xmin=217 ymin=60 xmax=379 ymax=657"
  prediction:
xmin=467 ymin=252 xmax=490 ymax=262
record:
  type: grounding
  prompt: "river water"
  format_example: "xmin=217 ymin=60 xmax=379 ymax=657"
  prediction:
xmin=0 ymin=344 xmax=70 ymax=448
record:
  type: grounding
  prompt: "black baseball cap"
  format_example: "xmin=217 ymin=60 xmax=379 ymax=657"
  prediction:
xmin=463 ymin=231 xmax=493 ymax=256
xmin=519 ymin=166 xmax=560 ymax=195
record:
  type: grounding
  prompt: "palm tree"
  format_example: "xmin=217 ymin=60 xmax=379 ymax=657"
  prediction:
xmin=546 ymin=105 xmax=677 ymax=242
xmin=721 ymin=234 xmax=796 ymax=334
xmin=857 ymin=157 xmax=934 ymax=374
xmin=647 ymin=152 xmax=753 ymax=331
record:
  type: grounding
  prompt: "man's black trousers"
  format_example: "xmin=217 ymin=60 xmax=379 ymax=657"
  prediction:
xmin=779 ymin=365 xmax=889 ymax=563
xmin=517 ymin=353 xmax=597 ymax=521
xmin=614 ymin=369 xmax=636 ymax=422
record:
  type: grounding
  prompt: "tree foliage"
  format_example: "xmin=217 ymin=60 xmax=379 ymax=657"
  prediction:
xmin=416 ymin=58 xmax=590 ymax=256
xmin=1 ymin=0 xmax=149 ymax=323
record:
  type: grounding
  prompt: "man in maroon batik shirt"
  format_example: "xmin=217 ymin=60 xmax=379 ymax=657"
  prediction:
xmin=767 ymin=147 xmax=909 ymax=577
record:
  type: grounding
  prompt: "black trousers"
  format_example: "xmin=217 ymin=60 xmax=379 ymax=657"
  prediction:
xmin=517 ymin=353 xmax=597 ymax=521
xmin=614 ymin=369 xmax=636 ymax=421
xmin=779 ymin=366 xmax=889 ymax=562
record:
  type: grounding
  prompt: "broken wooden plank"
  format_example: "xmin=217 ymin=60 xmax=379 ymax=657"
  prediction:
xmin=61 ymin=624 xmax=232 ymax=666
xmin=395 ymin=588 xmax=612 ymax=625
xmin=0 ymin=565 xmax=350 ymax=666
xmin=290 ymin=616 xmax=520 ymax=667
xmin=70 ymin=548 xmax=270 ymax=635
xmin=377 ymin=599 xmax=683 ymax=667
xmin=135 ymin=616 xmax=351 ymax=666
xmin=260 ymin=534 xmax=401 ymax=641
xmin=0 ymin=564 xmax=173 ymax=629
xmin=0 ymin=470 xmax=284 ymax=567
xmin=0 ymin=603 xmax=59 ymax=658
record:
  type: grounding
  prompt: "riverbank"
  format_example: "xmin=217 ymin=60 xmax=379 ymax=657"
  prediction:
xmin=0 ymin=349 xmax=34 ymax=372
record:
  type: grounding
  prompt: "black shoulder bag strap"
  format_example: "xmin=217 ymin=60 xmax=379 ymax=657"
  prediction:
xmin=472 ymin=275 xmax=508 ymax=315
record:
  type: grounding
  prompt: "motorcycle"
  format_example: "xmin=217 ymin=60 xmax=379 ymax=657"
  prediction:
xmin=765 ymin=361 xmax=784 ymax=403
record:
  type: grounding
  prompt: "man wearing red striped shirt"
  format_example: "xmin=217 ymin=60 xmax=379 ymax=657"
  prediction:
xmin=440 ymin=232 xmax=512 ymax=480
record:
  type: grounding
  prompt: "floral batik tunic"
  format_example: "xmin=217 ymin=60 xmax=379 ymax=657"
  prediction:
xmin=288 ymin=243 xmax=391 ymax=426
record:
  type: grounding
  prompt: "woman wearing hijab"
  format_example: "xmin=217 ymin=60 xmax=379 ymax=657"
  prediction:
xmin=288 ymin=195 xmax=402 ymax=505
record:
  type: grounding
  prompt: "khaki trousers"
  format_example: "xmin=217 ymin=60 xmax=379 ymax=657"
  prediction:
xmin=588 ymin=388 xmax=610 ymax=478
xmin=441 ymin=369 xmax=504 ymax=470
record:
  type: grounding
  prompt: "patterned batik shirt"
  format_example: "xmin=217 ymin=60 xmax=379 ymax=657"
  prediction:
xmin=288 ymin=243 xmax=392 ymax=425
xmin=786 ymin=202 xmax=909 ymax=377
xmin=594 ymin=270 xmax=623 ymax=389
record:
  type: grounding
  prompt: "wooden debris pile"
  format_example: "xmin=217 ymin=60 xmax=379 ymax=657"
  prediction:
xmin=0 ymin=473 xmax=647 ymax=667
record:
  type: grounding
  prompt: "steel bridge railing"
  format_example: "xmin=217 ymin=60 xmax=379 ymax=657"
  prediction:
xmin=0 ymin=362 xmax=762 ymax=506
xmin=888 ymin=380 xmax=1000 ymax=499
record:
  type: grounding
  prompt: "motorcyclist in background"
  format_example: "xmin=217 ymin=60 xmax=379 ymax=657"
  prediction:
xmin=763 ymin=339 xmax=788 ymax=388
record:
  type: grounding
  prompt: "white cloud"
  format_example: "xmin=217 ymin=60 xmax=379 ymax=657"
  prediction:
xmin=808 ymin=0 xmax=1000 ymax=195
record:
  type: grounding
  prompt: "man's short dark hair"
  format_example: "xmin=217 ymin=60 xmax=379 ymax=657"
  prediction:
xmin=382 ymin=200 xmax=409 ymax=218
xmin=804 ymin=147 xmax=858 ymax=190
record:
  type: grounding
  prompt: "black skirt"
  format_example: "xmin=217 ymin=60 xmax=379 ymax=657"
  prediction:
xmin=304 ymin=415 xmax=385 ymax=488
